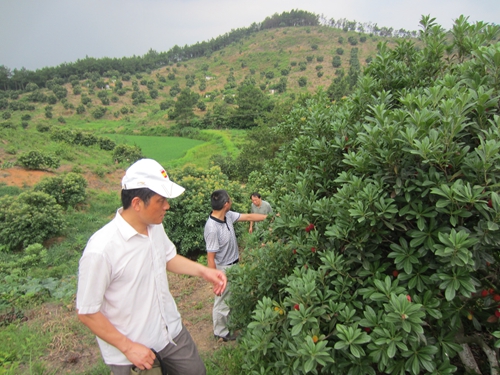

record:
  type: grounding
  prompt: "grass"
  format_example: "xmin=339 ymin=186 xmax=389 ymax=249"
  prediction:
xmin=203 ymin=345 xmax=243 ymax=375
xmin=105 ymin=134 xmax=204 ymax=167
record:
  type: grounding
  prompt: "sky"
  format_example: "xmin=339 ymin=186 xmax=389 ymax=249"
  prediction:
xmin=0 ymin=0 xmax=498 ymax=71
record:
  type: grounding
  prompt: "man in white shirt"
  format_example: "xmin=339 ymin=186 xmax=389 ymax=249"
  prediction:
xmin=76 ymin=159 xmax=227 ymax=375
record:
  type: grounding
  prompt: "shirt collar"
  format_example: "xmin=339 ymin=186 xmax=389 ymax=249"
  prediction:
xmin=209 ymin=212 xmax=226 ymax=224
xmin=115 ymin=208 xmax=145 ymax=241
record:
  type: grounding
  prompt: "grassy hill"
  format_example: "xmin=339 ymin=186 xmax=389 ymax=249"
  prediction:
xmin=0 ymin=24 xmax=411 ymax=167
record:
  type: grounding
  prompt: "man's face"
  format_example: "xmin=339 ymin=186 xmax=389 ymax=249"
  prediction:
xmin=140 ymin=194 xmax=170 ymax=225
xmin=251 ymin=196 xmax=262 ymax=207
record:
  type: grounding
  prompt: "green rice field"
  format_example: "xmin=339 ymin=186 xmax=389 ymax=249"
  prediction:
xmin=105 ymin=134 xmax=205 ymax=167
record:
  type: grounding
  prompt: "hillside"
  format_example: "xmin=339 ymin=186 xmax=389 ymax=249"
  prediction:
xmin=1 ymin=25 xmax=410 ymax=133
xmin=0 ymin=23 xmax=419 ymax=178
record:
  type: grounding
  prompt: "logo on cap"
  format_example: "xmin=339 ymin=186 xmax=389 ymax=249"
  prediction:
xmin=161 ymin=169 xmax=168 ymax=179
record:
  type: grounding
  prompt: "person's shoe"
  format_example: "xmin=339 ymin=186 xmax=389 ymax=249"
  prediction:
xmin=214 ymin=333 xmax=237 ymax=342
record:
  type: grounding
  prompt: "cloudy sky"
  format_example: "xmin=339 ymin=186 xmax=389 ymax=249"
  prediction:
xmin=1 ymin=0 xmax=498 ymax=71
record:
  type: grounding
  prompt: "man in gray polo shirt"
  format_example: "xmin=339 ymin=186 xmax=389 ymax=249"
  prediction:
xmin=204 ymin=189 xmax=267 ymax=341
xmin=249 ymin=192 xmax=273 ymax=234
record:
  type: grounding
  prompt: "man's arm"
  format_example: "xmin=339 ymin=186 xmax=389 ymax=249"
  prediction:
xmin=238 ymin=213 xmax=267 ymax=222
xmin=167 ymin=254 xmax=226 ymax=296
xmin=207 ymin=252 xmax=217 ymax=269
xmin=249 ymin=221 xmax=254 ymax=233
xmin=77 ymin=311 xmax=156 ymax=370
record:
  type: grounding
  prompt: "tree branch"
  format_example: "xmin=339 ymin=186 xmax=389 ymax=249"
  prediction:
xmin=456 ymin=334 xmax=499 ymax=375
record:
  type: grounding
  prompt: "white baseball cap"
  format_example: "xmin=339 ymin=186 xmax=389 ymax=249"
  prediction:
xmin=121 ymin=159 xmax=185 ymax=198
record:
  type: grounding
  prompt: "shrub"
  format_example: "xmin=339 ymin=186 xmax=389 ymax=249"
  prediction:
xmin=348 ymin=36 xmax=358 ymax=45
xmin=34 ymin=172 xmax=88 ymax=208
xmin=17 ymin=151 xmax=60 ymax=170
xmin=76 ymin=104 xmax=85 ymax=114
xmin=36 ymin=123 xmax=51 ymax=133
xmin=149 ymin=89 xmax=159 ymax=99
xmin=332 ymin=55 xmax=342 ymax=68
xmin=162 ymin=166 xmax=246 ymax=257
xmin=51 ymin=128 xmax=75 ymax=143
xmin=0 ymin=191 xmax=66 ymax=251
xmin=197 ymin=101 xmax=206 ymax=111
xmin=297 ymin=77 xmax=307 ymax=87
xmin=232 ymin=17 xmax=500 ymax=374
xmin=0 ymin=121 xmax=14 ymax=129
xmin=98 ymin=136 xmax=116 ymax=151
xmin=92 ymin=106 xmax=107 ymax=119
xmin=73 ymin=132 xmax=98 ymax=147
xmin=112 ymin=144 xmax=143 ymax=164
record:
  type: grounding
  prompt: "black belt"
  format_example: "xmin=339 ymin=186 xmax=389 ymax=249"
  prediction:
xmin=226 ymin=258 xmax=239 ymax=266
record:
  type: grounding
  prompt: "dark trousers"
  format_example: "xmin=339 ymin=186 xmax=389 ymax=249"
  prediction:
xmin=109 ymin=324 xmax=206 ymax=375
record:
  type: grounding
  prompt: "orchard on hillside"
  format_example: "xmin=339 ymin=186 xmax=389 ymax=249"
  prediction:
xmin=229 ymin=16 xmax=500 ymax=374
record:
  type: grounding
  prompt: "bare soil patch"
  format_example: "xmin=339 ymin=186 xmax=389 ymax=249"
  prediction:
xmin=0 ymin=166 xmax=124 ymax=192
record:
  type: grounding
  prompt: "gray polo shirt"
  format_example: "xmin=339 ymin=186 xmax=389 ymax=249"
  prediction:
xmin=251 ymin=200 xmax=273 ymax=229
xmin=204 ymin=210 xmax=240 ymax=266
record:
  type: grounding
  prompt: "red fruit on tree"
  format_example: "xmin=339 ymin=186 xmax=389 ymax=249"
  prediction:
xmin=311 ymin=247 xmax=316 ymax=253
xmin=406 ymin=295 xmax=412 ymax=302
xmin=293 ymin=249 xmax=297 ymax=254
xmin=488 ymin=199 xmax=493 ymax=208
xmin=481 ymin=290 xmax=489 ymax=298
xmin=494 ymin=294 xmax=500 ymax=302
xmin=489 ymin=288 xmax=495 ymax=295
xmin=294 ymin=304 xmax=300 ymax=311
xmin=305 ymin=223 xmax=315 ymax=232
xmin=495 ymin=310 xmax=500 ymax=318
xmin=392 ymin=270 xmax=399 ymax=277
xmin=363 ymin=327 xmax=371 ymax=333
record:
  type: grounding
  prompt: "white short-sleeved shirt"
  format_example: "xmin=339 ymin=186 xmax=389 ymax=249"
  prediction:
xmin=76 ymin=209 xmax=181 ymax=365
xmin=204 ymin=211 xmax=240 ymax=266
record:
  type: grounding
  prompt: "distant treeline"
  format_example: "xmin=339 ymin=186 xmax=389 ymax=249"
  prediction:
xmin=0 ymin=9 xmax=415 ymax=91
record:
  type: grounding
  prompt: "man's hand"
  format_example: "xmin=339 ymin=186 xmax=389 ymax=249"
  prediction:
xmin=77 ymin=311 xmax=155 ymax=369
xmin=202 ymin=267 xmax=227 ymax=296
xmin=167 ymin=254 xmax=227 ymax=296
xmin=122 ymin=341 xmax=156 ymax=370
